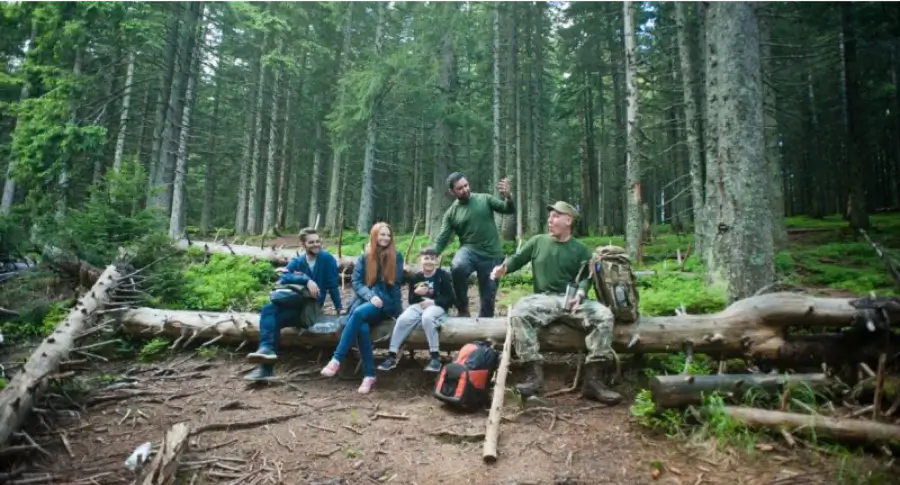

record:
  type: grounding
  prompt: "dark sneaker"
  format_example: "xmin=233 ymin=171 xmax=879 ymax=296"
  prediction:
xmin=377 ymin=356 xmax=399 ymax=371
xmin=246 ymin=347 xmax=277 ymax=364
xmin=244 ymin=365 xmax=275 ymax=382
xmin=424 ymin=358 xmax=442 ymax=373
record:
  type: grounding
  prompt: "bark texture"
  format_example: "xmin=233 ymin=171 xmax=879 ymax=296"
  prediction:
xmin=703 ymin=2 xmax=775 ymax=302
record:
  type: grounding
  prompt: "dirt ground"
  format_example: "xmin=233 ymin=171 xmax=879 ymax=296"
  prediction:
xmin=1 ymin=288 xmax=891 ymax=485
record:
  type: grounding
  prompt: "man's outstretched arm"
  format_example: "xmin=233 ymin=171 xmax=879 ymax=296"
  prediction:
xmin=501 ymin=236 xmax=538 ymax=275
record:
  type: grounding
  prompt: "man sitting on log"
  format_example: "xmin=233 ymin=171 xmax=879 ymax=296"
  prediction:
xmin=433 ymin=172 xmax=514 ymax=318
xmin=244 ymin=227 xmax=342 ymax=381
xmin=490 ymin=201 xmax=623 ymax=405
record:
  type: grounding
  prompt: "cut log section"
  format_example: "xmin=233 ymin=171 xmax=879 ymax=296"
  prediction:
xmin=0 ymin=265 xmax=121 ymax=447
xmin=138 ymin=422 xmax=190 ymax=485
xmin=649 ymin=373 xmax=835 ymax=409
xmin=117 ymin=292 xmax=896 ymax=362
xmin=720 ymin=406 xmax=900 ymax=444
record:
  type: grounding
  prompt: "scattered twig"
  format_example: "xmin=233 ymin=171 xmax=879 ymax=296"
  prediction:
xmin=58 ymin=432 xmax=74 ymax=459
xmin=192 ymin=411 xmax=307 ymax=436
xmin=342 ymin=425 xmax=363 ymax=435
xmin=373 ymin=412 xmax=409 ymax=421
xmin=306 ymin=422 xmax=337 ymax=434
xmin=312 ymin=446 xmax=341 ymax=458
xmin=13 ymin=431 xmax=51 ymax=459
xmin=545 ymin=355 xmax=584 ymax=397
xmin=873 ymin=353 xmax=887 ymax=419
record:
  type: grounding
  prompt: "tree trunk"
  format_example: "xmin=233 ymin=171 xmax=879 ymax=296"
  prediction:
xmin=147 ymin=9 xmax=180 ymax=198
xmin=118 ymin=293 xmax=896 ymax=361
xmin=430 ymin=4 xmax=459 ymax=239
xmin=112 ymin=51 xmax=135 ymax=173
xmin=325 ymin=5 xmax=354 ymax=234
xmin=649 ymin=373 xmax=834 ymax=409
xmin=200 ymin=45 xmax=224 ymax=235
xmin=151 ymin=1 xmax=200 ymax=215
xmin=624 ymin=1 xmax=643 ymax=264
xmin=247 ymin=32 xmax=269 ymax=236
xmin=840 ymin=3 xmax=870 ymax=230
xmin=308 ymin=98 xmax=323 ymax=229
xmin=675 ymin=2 xmax=705 ymax=244
xmin=357 ymin=4 xmax=386 ymax=234
xmin=704 ymin=2 xmax=774 ymax=302
xmin=262 ymin=56 xmax=283 ymax=235
xmin=0 ymin=265 xmax=122 ymax=447
xmin=757 ymin=7 xmax=787 ymax=249
xmin=492 ymin=3 xmax=502 ymax=229
xmin=56 ymin=49 xmax=83 ymax=220
xmin=169 ymin=13 xmax=203 ymax=239
xmin=0 ymin=24 xmax=35 ymax=215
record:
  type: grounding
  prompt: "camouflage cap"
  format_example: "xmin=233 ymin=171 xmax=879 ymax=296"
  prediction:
xmin=547 ymin=201 xmax=579 ymax=219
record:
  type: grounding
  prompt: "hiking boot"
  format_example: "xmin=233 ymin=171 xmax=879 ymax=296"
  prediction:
xmin=581 ymin=362 xmax=623 ymax=406
xmin=424 ymin=358 xmax=442 ymax=373
xmin=378 ymin=355 xmax=399 ymax=372
xmin=246 ymin=347 xmax=278 ymax=364
xmin=244 ymin=365 xmax=275 ymax=382
xmin=515 ymin=362 xmax=545 ymax=398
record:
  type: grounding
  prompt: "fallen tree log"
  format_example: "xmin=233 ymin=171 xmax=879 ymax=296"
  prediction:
xmin=117 ymin=293 xmax=898 ymax=361
xmin=649 ymin=373 xmax=835 ymax=409
xmin=0 ymin=264 xmax=121 ymax=447
xmin=719 ymin=406 xmax=900 ymax=444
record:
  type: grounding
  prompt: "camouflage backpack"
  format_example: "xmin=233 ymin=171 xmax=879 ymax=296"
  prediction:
xmin=589 ymin=245 xmax=640 ymax=323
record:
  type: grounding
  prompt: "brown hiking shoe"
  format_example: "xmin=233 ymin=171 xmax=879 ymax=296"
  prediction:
xmin=515 ymin=362 xmax=545 ymax=398
xmin=581 ymin=362 xmax=623 ymax=406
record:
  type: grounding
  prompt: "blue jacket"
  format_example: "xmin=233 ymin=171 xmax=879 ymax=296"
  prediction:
xmin=350 ymin=250 xmax=404 ymax=318
xmin=278 ymin=250 xmax=343 ymax=311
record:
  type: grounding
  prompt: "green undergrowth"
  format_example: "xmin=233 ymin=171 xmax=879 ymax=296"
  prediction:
xmin=629 ymin=352 xmax=892 ymax=484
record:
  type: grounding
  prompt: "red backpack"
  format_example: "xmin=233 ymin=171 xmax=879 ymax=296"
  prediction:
xmin=433 ymin=340 xmax=500 ymax=412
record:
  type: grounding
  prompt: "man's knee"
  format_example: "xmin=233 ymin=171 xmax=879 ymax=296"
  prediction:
xmin=580 ymin=301 xmax=615 ymax=326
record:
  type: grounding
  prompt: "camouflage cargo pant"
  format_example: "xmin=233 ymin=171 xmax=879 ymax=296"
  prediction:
xmin=509 ymin=293 xmax=615 ymax=364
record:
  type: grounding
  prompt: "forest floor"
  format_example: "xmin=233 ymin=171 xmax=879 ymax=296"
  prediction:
xmin=5 ymin=284 xmax=890 ymax=485
xmin=3 ymin=214 xmax=899 ymax=484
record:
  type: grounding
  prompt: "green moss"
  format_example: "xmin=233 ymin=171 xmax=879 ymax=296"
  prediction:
xmin=177 ymin=254 xmax=273 ymax=311
xmin=638 ymin=273 xmax=727 ymax=316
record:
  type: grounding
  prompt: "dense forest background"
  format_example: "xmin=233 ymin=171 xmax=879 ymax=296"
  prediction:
xmin=2 ymin=1 xmax=899 ymax=302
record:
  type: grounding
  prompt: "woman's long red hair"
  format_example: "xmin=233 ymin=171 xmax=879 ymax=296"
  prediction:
xmin=365 ymin=222 xmax=397 ymax=287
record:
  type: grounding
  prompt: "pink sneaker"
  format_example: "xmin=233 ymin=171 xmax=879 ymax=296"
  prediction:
xmin=320 ymin=359 xmax=340 ymax=377
xmin=358 ymin=377 xmax=376 ymax=394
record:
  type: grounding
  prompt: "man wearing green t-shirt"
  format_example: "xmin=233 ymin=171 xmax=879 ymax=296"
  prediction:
xmin=490 ymin=201 xmax=622 ymax=405
xmin=433 ymin=172 xmax=515 ymax=318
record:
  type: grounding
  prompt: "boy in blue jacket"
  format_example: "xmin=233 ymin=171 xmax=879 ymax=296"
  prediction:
xmin=245 ymin=227 xmax=342 ymax=381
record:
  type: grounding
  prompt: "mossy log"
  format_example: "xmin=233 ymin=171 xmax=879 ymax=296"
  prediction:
xmin=0 ymin=265 xmax=121 ymax=447
xmin=720 ymin=406 xmax=900 ymax=444
xmin=117 ymin=293 xmax=896 ymax=362
xmin=649 ymin=373 xmax=835 ymax=409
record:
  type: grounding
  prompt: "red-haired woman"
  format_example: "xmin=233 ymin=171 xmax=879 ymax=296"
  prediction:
xmin=320 ymin=222 xmax=404 ymax=393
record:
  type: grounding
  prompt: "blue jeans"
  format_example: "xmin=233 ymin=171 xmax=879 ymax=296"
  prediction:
xmin=332 ymin=302 xmax=386 ymax=378
xmin=451 ymin=247 xmax=502 ymax=317
xmin=259 ymin=294 xmax=318 ymax=353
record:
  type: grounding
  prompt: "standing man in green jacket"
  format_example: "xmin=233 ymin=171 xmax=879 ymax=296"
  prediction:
xmin=433 ymin=172 xmax=515 ymax=318
xmin=490 ymin=201 xmax=623 ymax=405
